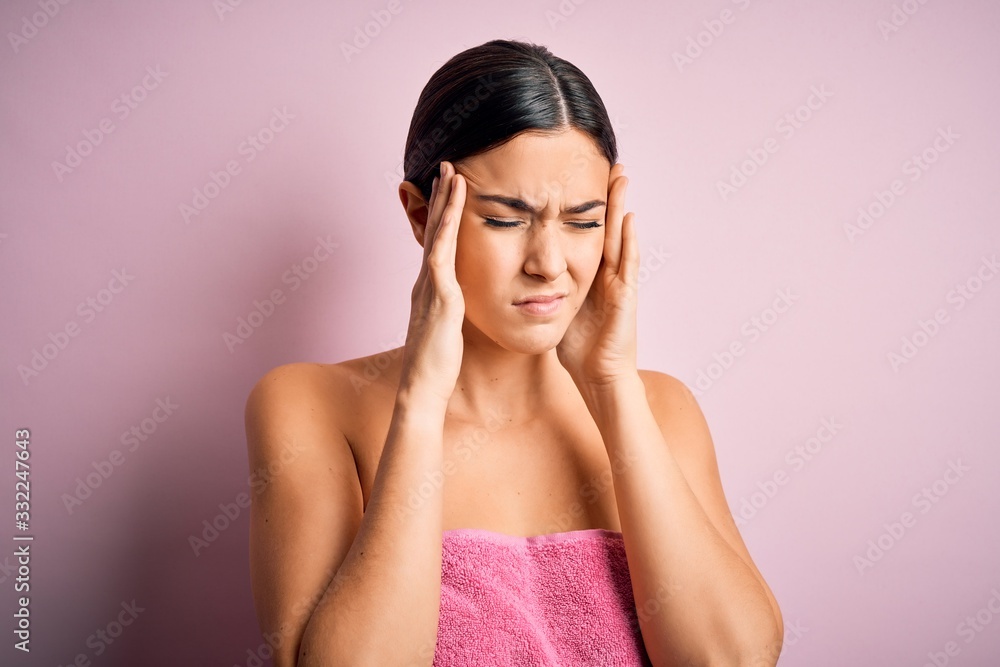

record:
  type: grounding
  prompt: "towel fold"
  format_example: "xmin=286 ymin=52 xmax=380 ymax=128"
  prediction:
xmin=433 ymin=527 xmax=652 ymax=666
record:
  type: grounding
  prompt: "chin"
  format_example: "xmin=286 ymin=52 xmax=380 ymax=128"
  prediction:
xmin=488 ymin=323 xmax=566 ymax=355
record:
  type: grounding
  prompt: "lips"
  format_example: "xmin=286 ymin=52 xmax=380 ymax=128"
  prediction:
xmin=514 ymin=293 xmax=566 ymax=305
xmin=514 ymin=295 xmax=564 ymax=316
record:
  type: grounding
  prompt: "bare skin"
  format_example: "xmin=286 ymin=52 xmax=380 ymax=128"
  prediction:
xmin=336 ymin=348 xmax=625 ymax=535
xmin=350 ymin=127 xmax=626 ymax=532
xmin=245 ymin=128 xmax=782 ymax=666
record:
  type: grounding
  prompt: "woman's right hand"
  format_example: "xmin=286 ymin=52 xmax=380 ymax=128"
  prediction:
xmin=399 ymin=161 xmax=468 ymax=406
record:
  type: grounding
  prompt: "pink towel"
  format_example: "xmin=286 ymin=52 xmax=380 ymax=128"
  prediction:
xmin=433 ymin=527 xmax=652 ymax=666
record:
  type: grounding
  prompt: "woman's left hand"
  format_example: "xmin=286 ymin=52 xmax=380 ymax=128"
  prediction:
xmin=556 ymin=163 xmax=640 ymax=388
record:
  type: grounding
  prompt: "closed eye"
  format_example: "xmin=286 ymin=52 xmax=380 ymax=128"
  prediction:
xmin=483 ymin=218 xmax=603 ymax=230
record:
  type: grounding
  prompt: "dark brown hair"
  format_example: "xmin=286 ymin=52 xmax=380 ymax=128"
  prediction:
xmin=402 ymin=39 xmax=618 ymax=201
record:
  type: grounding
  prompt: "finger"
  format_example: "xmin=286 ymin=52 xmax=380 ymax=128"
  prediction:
xmin=429 ymin=166 xmax=448 ymax=227
xmin=444 ymin=172 xmax=466 ymax=256
xmin=429 ymin=171 xmax=465 ymax=272
xmin=609 ymin=162 xmax=625 ymax=183
xmin=422 ymin=176 xmax=439 ymax=248
xmin=437 ymin=161 xmax=455 ymax=218
xmin=621 ymin=212 xmax=639 ymax=287
xmin=603 ymin=174 xmax=627 ymax=277
xmin=424 ymin=162 xmax=452 ymax=257
xmin=428 ymin=173 xmax=465 ymax=302
xmin=415 ymin=175 xmax=439 ymax=278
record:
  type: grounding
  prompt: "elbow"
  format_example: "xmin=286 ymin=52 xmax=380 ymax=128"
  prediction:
xmin=743 ymin=599 xmax=784 ymax=666
xmin=725 ymin=582 xmax=784 ymax=666
xmin=727 ymin=615 xmax=784 ymax=667
xmin=687 ymin=611 xmax=783 ymax=667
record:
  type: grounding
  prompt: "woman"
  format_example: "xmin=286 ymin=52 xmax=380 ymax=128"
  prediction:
xmin=245 ymin=39 xmax=783 ymax=666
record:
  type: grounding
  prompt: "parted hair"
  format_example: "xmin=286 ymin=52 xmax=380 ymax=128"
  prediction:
xmin=402 ymin=39 xmax=618 ymax=202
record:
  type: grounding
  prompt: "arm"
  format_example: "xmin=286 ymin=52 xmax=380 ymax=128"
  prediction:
xmin=581 ymin=370 xmax=783 ymax=667
xmin=245 ymin=362 xmax=449 ymax=666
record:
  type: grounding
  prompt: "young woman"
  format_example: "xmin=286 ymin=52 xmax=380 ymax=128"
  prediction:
xmin=245 ymin=39 xmax=783 ymax=666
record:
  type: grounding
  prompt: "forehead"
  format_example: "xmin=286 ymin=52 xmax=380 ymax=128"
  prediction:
xmin=454 ymin=128 xmax=610 ymax=202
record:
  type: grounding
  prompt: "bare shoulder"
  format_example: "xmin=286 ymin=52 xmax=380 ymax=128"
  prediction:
xmin=243 ymin=362 xmax=354 ymax=475
xmin=244 ymin=350 xmax=403 ymax=445
xmin=245 ymin=361 xmax=350 ymax=424
xmin=245 ymin=348 xmax=401 ymax=409
xmin=242 ymin=360 xmax=369 ymax=667
xmin=635 ymin=368 xmax=715 ymax=474
xmin=635 ymin=367 xmax=784 ymax=638
xmin=246 ymin=361 xmax=338 ymax=395
xmin=636 ymin=368 xmax=698 ymax=411
xmin=331 ymin=346 xmax=406 ymax=396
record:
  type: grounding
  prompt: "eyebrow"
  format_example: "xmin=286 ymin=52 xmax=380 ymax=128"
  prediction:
xmin=474 ymin=194 xmax=607 ymax=215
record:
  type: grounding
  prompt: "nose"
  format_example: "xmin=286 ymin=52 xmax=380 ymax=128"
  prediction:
xmin=521 ymin=222 xmax=567 ymax=281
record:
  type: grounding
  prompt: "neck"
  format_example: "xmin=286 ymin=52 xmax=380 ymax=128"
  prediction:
xmin=446 ymin=321 xmax=574 ymax=428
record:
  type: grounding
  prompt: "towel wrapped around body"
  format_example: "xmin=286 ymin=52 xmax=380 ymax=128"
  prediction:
xmin=433 ymin=527 xmax=653 ymax=666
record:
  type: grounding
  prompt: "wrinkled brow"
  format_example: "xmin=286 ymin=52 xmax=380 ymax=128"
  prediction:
xmin=475 ymin=194 xmax=606 ymax=215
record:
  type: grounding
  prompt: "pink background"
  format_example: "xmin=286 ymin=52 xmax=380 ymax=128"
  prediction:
xmin=2 ymin=1 xmax=999 ymax=665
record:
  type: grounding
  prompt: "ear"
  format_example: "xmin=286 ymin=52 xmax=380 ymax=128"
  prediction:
xmin=398 ymin=181 xmax=430 ymax=248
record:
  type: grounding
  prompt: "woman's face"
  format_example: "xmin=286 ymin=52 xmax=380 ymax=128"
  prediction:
xmin=450 ymin=128 xmax=611 ymax=354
